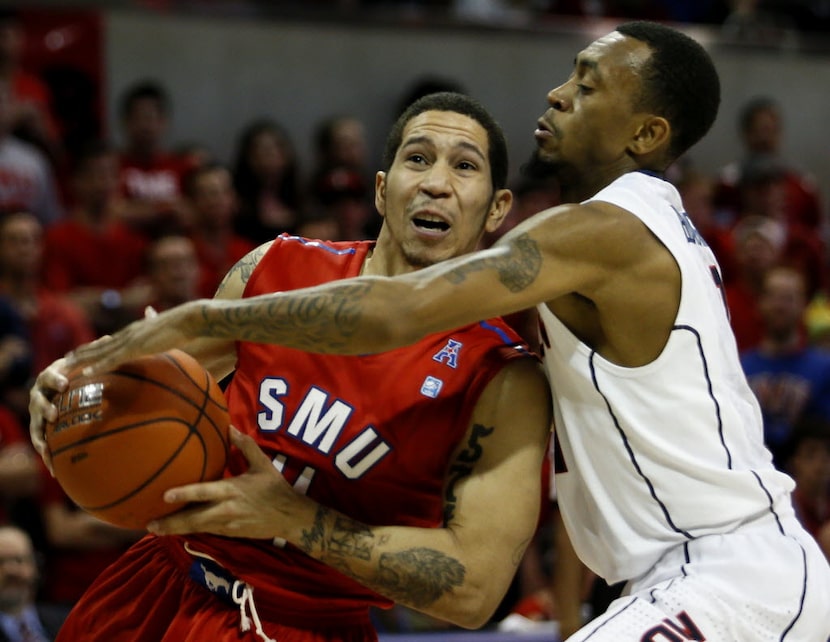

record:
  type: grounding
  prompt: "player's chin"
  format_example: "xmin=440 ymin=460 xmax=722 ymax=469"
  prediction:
xmin=402 ymin=243 xmax=453 ymax=270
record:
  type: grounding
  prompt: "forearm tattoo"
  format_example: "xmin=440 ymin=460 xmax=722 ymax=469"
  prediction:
xmin=202 ymin=282 xmax=374 ymax=352
xmin=444 ymin=233 xmax=541 ymax=292
xmin=443 ymin=423 xmax=495 ymax=525
xmin=377 ymin=548 xmax=465 ymax=607
xmin=299 ymin=507 xmax=466 ymax=608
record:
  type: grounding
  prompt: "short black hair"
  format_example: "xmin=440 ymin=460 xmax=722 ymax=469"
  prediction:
xmin=119 ymin=79 xmax=170 ymax=120
xmin=616 ymin=21 xmax=721 ymax=161
xmin=382 ymin=91 xmax=508 ymax=191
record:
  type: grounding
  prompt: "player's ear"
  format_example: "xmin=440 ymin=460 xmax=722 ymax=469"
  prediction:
xmin=629 ymin=115 xmax=670 ymax=157
xmin=484 ymin=188 xmax=513 ymax=234
xmin=374 ymin=171 xmax=387 ymax=218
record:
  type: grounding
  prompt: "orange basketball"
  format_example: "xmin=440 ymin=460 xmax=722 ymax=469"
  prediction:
xmin=45 ymin=349 xmax=230 ymax=529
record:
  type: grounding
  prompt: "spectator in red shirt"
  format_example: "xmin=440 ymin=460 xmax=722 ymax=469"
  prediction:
xmin=675 ymin=169 xmax=737 ymax=283
xmin=0 ymin=210 xmax=94 ymax=373
xmin=41 ymin=140 xmax=151 ymax=335
xmin=144 ymin=234 xmax=201 ymax=313
xmin=714 ymin=95 xmax=822 ymax=233
xmin=725 ymin=215 xmax=785 ymax=352
xmin=116 ymin=80 xmax=194 ymax=238
xmin=183 ymin=162 xmax=254 ymax=298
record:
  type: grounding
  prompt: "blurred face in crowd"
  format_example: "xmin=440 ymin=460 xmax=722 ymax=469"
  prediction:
xmin=759 ymin=268 xmax=807 ymax=341
xmin=329 ymin=118 xmax=368 ymax=169
xmin=147 ymin=235 xmax=200 ymax=307
xmin=0 ymin=211 xmax=42 ymax=278
xmin=190 ymin=166 xmax=238 ymax=227
xmin=733 ymin=219 xmax=783 ymax=278
xmin=744 ymin=107 xmax=781 ymax=155
xmin=0 ymin=527 xmax=38 ymax=614
xmin=374 ymin=109 xmax=510 ymax=271
xmin=74 ymin=151 xmax=120 ymax=213
xmin=248 ymin=129 xmax=291 ymax=182
xmin=123 ymin=97 xmax=168 ymax=155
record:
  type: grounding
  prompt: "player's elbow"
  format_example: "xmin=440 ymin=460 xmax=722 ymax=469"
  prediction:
xmin=438 ymin=585 xmax=505 ymax=629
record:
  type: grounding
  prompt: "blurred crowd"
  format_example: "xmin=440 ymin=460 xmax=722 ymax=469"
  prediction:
xmin=0 ymin=4 xmax=828 ymax=640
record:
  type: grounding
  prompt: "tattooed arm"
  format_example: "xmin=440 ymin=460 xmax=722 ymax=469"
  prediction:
xmin=150 ymin=355 xmax=552 ymax=629
xmin=63 ymin=199 xmax=668 ymax=374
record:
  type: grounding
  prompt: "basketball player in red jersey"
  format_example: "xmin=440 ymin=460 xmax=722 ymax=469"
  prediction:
xmin=49 ymin=22 xmax=830 ymax=641
xmin=30 ymin=92 xmax=552 ymax=641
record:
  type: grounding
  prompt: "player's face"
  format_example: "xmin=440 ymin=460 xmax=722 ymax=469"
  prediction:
xmin=376 ymin=110 xmax=510 ymax=269
xmin=533 ymin=32 xmax=652 ymax=187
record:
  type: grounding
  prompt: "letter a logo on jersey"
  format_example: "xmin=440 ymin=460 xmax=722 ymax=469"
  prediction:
xmin=433 ymin=339 xmax=462 ymax=369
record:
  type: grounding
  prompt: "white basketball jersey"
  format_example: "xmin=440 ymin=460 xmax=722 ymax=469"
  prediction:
xmin=539 ymin=171 xmax=796 ymax=584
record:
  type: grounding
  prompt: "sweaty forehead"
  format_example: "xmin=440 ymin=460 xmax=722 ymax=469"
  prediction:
xmin=401 ymin=110 xmax=489 ymax=156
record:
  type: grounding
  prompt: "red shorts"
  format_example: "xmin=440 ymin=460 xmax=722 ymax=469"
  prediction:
xmin=56 ymin=535 xmax=378 ymax=642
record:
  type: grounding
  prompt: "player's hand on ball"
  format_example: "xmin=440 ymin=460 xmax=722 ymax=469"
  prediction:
xmin=28 ymin=357 xmax=70 ymax=473
xmin=147 ymin=427 xmax=312 ymax=541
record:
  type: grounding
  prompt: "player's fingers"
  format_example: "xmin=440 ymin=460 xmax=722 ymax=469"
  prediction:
xmin=146 ymin=501 xmax=227 ymax=535
xmin=162 ymin=479 xmax=233 ymax=505
xmin=230 ymin=426 xmax=272 ymax=470
xmin=33 ymin=359 xmax=70 ymax=398
xmin=65 ymin=334 xmax=120 ymax=374
xmin=144 ymin=305 xmax=158 ymax=319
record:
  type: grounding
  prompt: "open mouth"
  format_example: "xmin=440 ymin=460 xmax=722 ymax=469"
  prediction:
xmin=413 ymin=216 xmax=450 ymax=233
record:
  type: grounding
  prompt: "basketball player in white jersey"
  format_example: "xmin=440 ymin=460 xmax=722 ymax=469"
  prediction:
xmin=32 ymin=21 xmax=830 ymax=641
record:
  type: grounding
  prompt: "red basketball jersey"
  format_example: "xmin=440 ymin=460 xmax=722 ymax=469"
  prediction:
xmin=176 ymin=234 xmax=533 ymax=626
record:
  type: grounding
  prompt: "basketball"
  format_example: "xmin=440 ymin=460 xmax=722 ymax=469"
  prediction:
xmin=45 ymin=349 xmax=230 ymax=529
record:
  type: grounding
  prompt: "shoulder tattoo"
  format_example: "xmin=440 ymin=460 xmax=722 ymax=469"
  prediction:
xmin=215 ymin=243 xmax=270 ymax=295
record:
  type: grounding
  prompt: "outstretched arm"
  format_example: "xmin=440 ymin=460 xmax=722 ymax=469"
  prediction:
xmin=64 ymin=199 xmax=677 ymax=376
xmin=147 ymin=357 xmax=552 ymax=628
xmin=63 ymin=202 xmax=614 ymax=373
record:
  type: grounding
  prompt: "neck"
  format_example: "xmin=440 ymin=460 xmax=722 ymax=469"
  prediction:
xmin=760 ymin=331 xmax=802 ymax=355
xmin=361 ymin=228 xmax=423 ymax=278
xmin=558 ymin=164 xmax=638 ymax=203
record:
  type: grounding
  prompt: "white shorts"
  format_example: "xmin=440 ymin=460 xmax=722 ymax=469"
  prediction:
xmin=567 ymin=511 xmax=830 ymax=642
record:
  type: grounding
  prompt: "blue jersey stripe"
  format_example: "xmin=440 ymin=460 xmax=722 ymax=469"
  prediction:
xmin=279 ymin=235 xmax=357 ymax=255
